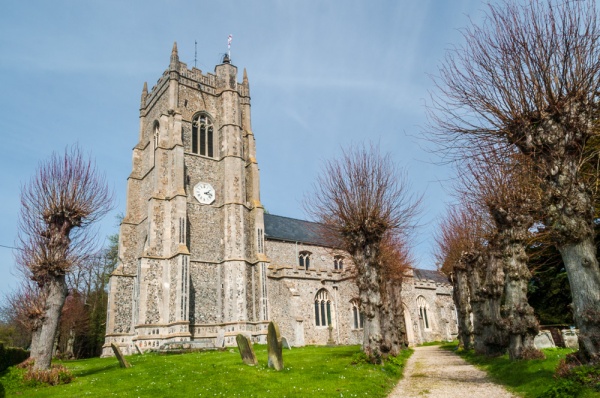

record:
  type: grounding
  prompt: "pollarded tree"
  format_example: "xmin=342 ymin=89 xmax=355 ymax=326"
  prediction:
xmin=460 ymin=150 xmax=543 ymax=359
xmin=378 ymin=233 xmax=413 ymax=355
xmin=308 ymin=144 xmax=420 ymax=362
xmin=436 ymin=204 xmax=484 ymax=350
xmin=432 ymin=0 xmax=600 ymax=363
xmin=16 ymin=146 xmax=112 ymax=370
xmin=1 ymin=280 xmax=47 ymax=351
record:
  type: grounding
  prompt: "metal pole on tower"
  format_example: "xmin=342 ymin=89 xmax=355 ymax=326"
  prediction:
xmin=228 ymin=34 xmax=232 ymax=59
xmin=194 ymin=40 xmax=197 ymax=68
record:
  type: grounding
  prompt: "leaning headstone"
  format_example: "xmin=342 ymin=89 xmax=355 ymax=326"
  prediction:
xmin=281 ymin=336 xmax=291 ymax=350
xmin=134 ymin=343 xmax=143 ymax=355
xmin=215 ymin=329 xmax=225 ymax=348
xmin=267 ymin=321 xmax=284 ymax=370
xmin=534 ymin=330 xmax=556 ymax=349
xmin=562 ymin=329 xmax=579 ymax=349
xmin=235 ymin=334 xmax=258 ymax=366
xmin=110 ymin=343 xmax=131 ymax=368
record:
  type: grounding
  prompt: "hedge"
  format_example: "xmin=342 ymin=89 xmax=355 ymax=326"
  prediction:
xmin=0 ymin=341 xmax=30 ymax=372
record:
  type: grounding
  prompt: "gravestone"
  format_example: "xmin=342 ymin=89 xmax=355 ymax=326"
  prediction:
xmin=134 ymin=343 xmax=143 ymax=355
xmin=267 ymin=322 xmax=284 ymax=370
xmin=235 ymin=334 xmax=258 ymax=366
xmin=547 ymin=328 xmax=565 ymax=347
xmin=110 ymin=343 xmax=131 ymax=368
xmin=216 ymin=329 xmax=225 ymax=348
xmin=533 ymin=330 xmax=555 ymax=349
xmin=562 ymin=329 xmax=579 ymax=349
xmin=327 ymin=324 xmax=335 ymax=345
xmin=281 ymin=336 xmax=291 ymax=350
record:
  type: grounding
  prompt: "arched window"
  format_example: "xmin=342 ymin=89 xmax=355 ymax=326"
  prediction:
xmin=334 ymin=255 xmax=344 ymax=270
xmin=192 ymin=114 xmax=214 ymax=157
xmin=299 ymin=251 xmax=311 ymax=269
xmin=416 ymin=296 xmax=431 ymax=330
xmin=314 ymin=289 xmax=332 ymax=327
xmin=350 ymin=299 xmax=364 ymax=329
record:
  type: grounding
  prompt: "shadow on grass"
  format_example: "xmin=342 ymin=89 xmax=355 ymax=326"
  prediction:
xmin=72 ymin=362 xmax=120 ymax=378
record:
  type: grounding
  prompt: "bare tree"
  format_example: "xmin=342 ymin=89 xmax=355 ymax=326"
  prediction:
xmin=16 ymin=146 xmax=112 ymax=370
xmin=308 ymin=144 xmax=420 ymax=361
xmin=432 ymin=0 xmax=600 ymax=362
xmin=2 ymin=280 xmax=47 ymax=351
xmin=436 ymin=205 xmax=483 ymax=350
xmin=378 ymin=233 xmax=413 ymax=355
xmin=460 ymin=151 xmax=543 ymax=359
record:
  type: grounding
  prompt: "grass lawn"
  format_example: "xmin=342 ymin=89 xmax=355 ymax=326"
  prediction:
xmin=441 ymin=342 xmax=599 ymax=397
xmin=0 ymin=345 xmax=412 ymax=397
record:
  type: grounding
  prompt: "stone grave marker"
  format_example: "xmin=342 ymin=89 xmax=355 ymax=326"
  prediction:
xmin=534 ymin=330 xmax=555 ymax=349
xmin=562 ymin=329 xmax=579 ymax=349
xmin=110 ymin=343 xmax=131 ymax=368
xmin=216 ymin=329 xmax=225 ymax=348
xmin=281 ymin=336 xmax=291 ymax=350
xmin=267 ymin=321 xmax=284 ymax=370
xmin=327 ymin=324 xmax=335 ymax=345
xmin=235 ymin=334 xmax=258 ymax=366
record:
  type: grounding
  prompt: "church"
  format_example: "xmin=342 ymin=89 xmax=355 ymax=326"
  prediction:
xmin=102 ymin=43 xmax=457 ymax=356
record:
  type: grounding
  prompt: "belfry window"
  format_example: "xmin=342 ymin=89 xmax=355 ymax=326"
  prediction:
xmin=314 ymin=289 xmax=333 ymax=327
xmin=192 ymin=114 xmax=214 ymax=157
xmin=334 ymin=255 xmax=344 ymax=270
xmin=298 ymin=251 xmax=311 ymax=269
xmin=351 ymin=299 xmax=364 ymax=329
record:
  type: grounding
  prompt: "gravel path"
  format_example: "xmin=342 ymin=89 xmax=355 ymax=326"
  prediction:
xmin=388 ymin=345 xmax=516 ymax=398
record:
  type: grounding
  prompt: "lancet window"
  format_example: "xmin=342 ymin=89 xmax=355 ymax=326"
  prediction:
xmin=298 ymin=251 xmax=311 ymax=269
xmin=417 ymin=296 xmax=431 ymax=330
xmin=350 ymin=299 xmax=364 ymax=329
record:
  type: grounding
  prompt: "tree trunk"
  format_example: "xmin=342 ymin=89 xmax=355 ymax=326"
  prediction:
xmin=65 ymin=327 xmax=75 ymax=359
xmin=558 ymin=239 xmax=600 ymax=363
xmin=466 ymin=251 xmax=486 ymax=354
xmin=468 ymin=249 xmax=507 ymax=356
xmin=479 ymin=251 xmax=507 ymax=356
xmin=30 ymin=326 xmax=41 ymax=356
xmin=33 ymin=275 xmax=68 ymax=370
xmin=502 ymin=239 xmax=540 ymax=360
xmin=379 ymin=278 xmax=407 ymax=356
xmin=452 ymin=264 xmax=473 ymax=350
xmin=353 ymin=244 xmax=384 ymax=362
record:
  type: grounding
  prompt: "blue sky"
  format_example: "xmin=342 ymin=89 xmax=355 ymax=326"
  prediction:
xmin=0 ymin=0 xmax=485 ymax=295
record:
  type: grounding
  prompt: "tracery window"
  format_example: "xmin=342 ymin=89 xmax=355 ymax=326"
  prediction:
xmin=314 ymin=289 xmax=332 ymax=327
xmin=298 ymin=251 xmax=311 ymax=269
xmin=192 ymin=114 xmax=214 ymax=157
xmin=334 ymin=255 xmax=344 ymax=270
xmin=417 ymin=296 xmax=431 ymax=330
xmin=350 ymin=299 xmax=364 ymax=329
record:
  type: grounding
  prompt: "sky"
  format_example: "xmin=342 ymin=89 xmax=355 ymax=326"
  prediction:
xmin=0 ymin=0 xmax=486 ymax=296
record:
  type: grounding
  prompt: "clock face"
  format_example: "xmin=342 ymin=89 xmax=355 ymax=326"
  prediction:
xmin=193 ymin=182 xmax=215 ymax=204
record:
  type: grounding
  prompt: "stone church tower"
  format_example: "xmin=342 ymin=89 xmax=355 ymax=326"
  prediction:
xmin=103 ymin=43 xmax=270 ymax=355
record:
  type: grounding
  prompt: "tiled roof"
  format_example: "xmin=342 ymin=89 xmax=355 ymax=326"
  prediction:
xmin=413 ymin=268 xmax=450 ymax=284
xmin=264 ymin=213 xmax=326 ymax=246
xmin=264 ymin=213 xmax=450 ymax=284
